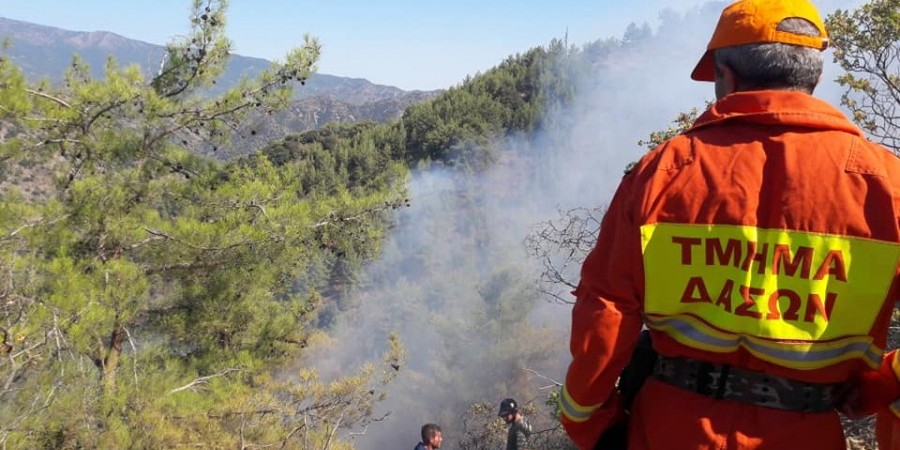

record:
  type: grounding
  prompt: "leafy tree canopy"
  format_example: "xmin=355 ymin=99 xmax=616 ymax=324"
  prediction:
xmin=827 ymin=0 xmax=900 ymax=154
xmin=0 ymin=1 xmax=406 ymax=448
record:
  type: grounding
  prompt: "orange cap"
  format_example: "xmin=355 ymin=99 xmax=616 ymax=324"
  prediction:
xmin=691 ymin=0 xmax=829 ymax=81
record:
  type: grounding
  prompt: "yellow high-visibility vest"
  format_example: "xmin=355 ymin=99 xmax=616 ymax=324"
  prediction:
xmin=641 ymin=223 xmax=900 ymax=370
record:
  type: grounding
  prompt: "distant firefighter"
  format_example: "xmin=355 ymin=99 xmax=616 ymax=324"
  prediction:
xmin=497 ymin=398 xmax=532 ymax=450
xmin=413 ymin=423 xmax=443 ymax=450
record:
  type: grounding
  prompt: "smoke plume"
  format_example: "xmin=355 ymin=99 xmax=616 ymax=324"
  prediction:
xmin=302 ymin=1 xmax=867 ymax=448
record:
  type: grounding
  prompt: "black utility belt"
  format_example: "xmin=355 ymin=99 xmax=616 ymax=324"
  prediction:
xmin=652 ymin=355 xmax=837 ymax=413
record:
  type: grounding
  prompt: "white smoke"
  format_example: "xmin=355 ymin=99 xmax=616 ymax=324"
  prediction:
xmin=302 ymin=1 xmax=871 ymax=449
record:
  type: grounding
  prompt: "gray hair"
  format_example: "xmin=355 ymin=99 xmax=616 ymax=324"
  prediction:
xmin=714 ymin=18 xmax=825 ymax=93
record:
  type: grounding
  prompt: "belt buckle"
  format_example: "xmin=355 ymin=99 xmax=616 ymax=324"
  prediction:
xmin=693 ymin=361 xmax=726 ymax=398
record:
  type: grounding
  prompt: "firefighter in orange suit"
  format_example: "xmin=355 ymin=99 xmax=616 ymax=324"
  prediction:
xmin=558 ymin=1 xmax=900 ymax=449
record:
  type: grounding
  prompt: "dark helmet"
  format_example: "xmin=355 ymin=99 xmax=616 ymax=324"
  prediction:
xmin=498 ymin=398 xmax=518 ymax=416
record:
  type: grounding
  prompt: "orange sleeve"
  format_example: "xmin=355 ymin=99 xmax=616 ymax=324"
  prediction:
xmin=846 ymin=350 xmax=900 ymax=419
xmin=559 ymin=172 xmax=645 ymax=449
xmin=561 ymin=390 xmax=626 ymax=450
xmin=886 ymin=287 xmax=900 ymax=448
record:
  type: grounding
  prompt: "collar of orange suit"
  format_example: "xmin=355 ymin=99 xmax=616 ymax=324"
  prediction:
xmin=691 ymin=90 xmax=864 ymax=136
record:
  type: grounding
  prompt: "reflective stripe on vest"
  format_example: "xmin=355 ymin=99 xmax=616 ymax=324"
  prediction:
xmin=559 ymin=384 xmax=602 ymax=423
xmin=641 ymin=223 xmax=900 ymax=370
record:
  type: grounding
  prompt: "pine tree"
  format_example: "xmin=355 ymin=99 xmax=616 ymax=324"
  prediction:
xmin=0 ymin=1 xmax=405 ymax=448
xmin=827 ymin=0 xmax=900 ymax=154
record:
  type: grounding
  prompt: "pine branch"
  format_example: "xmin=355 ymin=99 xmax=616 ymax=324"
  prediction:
xmin=169 ymin=367 xmax=242 ymax=394
xmin=25 ymin=89 xmax=71 ymax=108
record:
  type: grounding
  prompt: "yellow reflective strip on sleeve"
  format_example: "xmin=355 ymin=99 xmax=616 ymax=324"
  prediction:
xmin=559 ymin=384 xmax=603 ymax=423
xmin=891 ymin=399 xmax=900 ymax=418
xmin=641 ymin=224 xmax=899 ymax=342
xmin=892 ymin=352 xmax=900 ymax=380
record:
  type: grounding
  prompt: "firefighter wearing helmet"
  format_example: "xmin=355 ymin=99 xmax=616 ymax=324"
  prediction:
xmin=497 ymin=398 xmax=532 ymax=450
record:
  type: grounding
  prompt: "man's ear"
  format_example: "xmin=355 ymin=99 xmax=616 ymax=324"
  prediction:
xmin=714 ymin=62 xmax=737 ymax=100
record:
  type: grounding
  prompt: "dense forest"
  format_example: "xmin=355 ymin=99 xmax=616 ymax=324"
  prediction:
xmin=0 ymin=0 xmax=896 ymax=448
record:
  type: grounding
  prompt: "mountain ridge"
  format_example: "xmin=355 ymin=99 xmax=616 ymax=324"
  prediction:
xmin=0 ymin=16 xmax=439 ymax=106
xmin=0 ymin=16 xmax=440 ymax=156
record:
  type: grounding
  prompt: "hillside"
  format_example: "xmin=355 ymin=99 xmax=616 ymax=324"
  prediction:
xmin=0 ymin=16 xmax=439 ymax=151
xmin=0 ymin=1 xmax=891 ymax=448
xmin=0 ymin=16 xmax=437 ymax=104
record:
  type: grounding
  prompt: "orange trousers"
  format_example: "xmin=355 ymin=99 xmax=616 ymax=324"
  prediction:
xmin=626 ymin=379 xmax=846 ymax=450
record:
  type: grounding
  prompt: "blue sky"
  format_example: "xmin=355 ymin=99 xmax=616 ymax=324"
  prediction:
xmin=0 ymin=0 xmax=857 ymax=90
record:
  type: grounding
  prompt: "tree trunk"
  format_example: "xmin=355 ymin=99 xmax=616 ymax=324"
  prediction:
xmin=101 ymin=326 xmax=124 ymax=394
